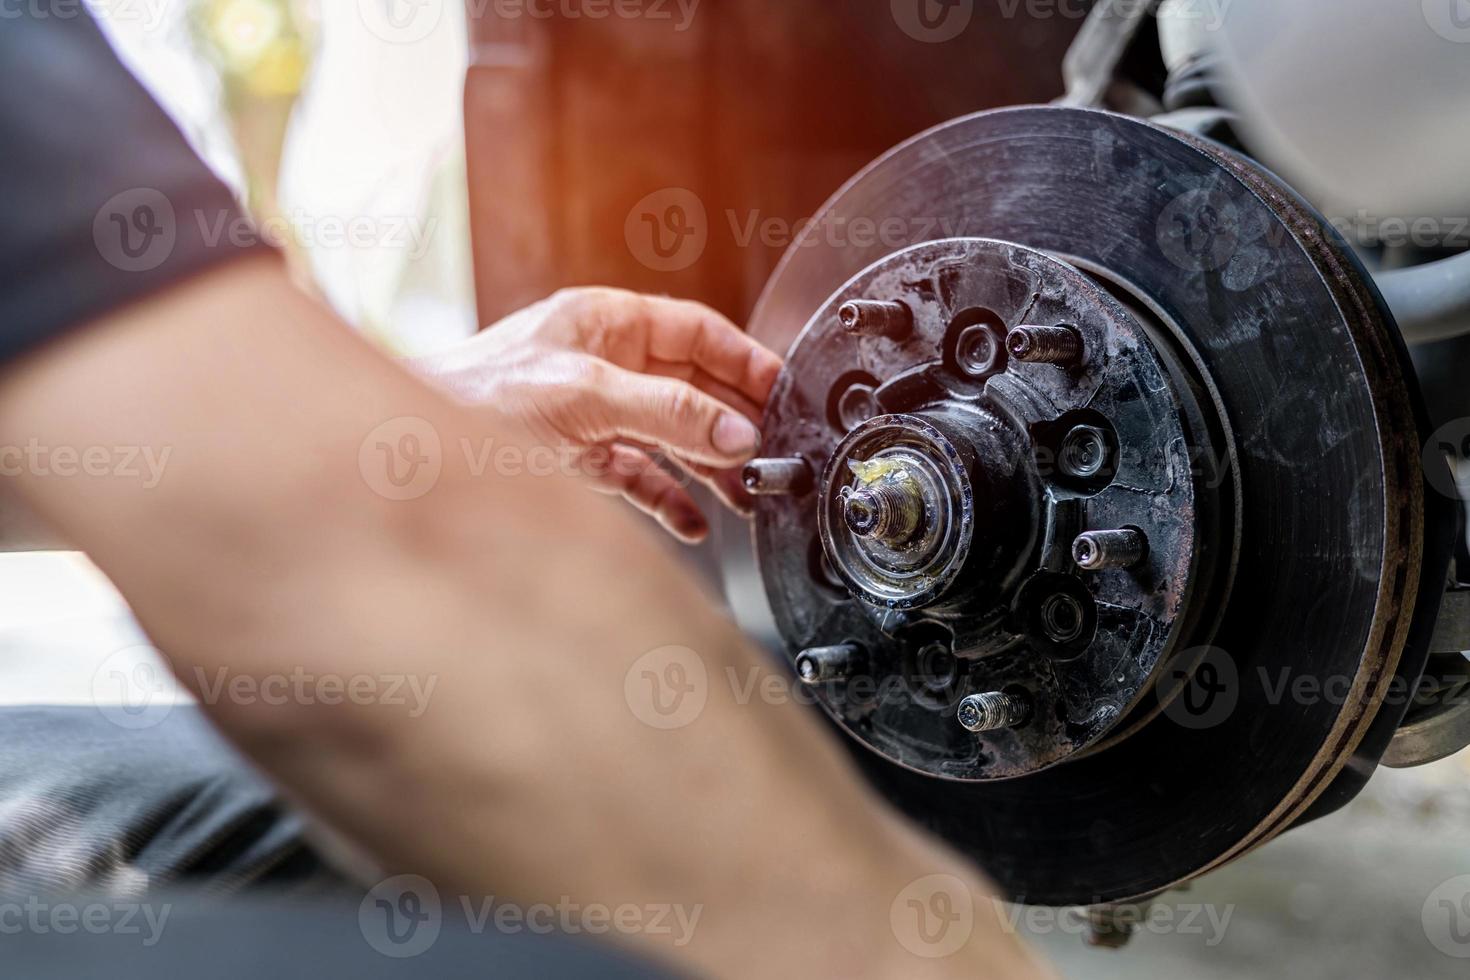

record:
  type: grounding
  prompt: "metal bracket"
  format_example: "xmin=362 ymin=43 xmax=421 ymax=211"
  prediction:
xmin=1385 ymin=587 xmax=1470 ymax=767
xmin=1058 ymin=0 xmax=1159 ymax=108
xmin=1430 ymin=587 xmax=1470 ymax=655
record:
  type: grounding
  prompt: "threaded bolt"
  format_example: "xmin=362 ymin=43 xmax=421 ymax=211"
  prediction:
xmin=796 ymin=644 xmax=861 ymax=684
xmin=839 ymin=300 xmax=913 ymax=342
xmin=743 ymin=457 xmax=813 ymax=497
xmin=1007 ymin=324 xmax=1083 ymax=365
xmin=1073 ymin=528 xmax=1148 ymax=571
xmin=843 ymin=479 xmax=925 ymax=544
xmin=957 ymin=692 xmax=1031 ymax=733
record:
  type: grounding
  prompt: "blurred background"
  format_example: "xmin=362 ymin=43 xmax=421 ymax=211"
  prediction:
xmin=1 ymin=1 xmax=1466 ymax=977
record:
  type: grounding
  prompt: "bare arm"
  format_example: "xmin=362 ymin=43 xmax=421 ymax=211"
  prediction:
xmin=0 ymin=256 xmax=1047 ymax=979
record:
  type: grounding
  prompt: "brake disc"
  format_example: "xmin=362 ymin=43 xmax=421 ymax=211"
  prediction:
xmin=719 ymin=106 xmax=1449 ymax=905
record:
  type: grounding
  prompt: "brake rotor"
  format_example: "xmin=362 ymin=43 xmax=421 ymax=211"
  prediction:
xmin=720 ymin=106 xmax=1438 ymax=905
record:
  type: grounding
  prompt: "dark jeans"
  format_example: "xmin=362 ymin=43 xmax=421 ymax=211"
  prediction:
xmin=0 ymin=705 xmax=667 ymax=977
xmin=0 ymin=705 xmax=336 ymax=897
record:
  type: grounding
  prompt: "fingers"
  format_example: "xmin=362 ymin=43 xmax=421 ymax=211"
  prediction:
xmin=585 ymin=444 xmax=710 ymax=544
xmin=678 ymin=457 xmax=755 ymax=518
xmin=569 ymin=288 xmax=784 ymax=410
xmin=574 ymin=365 xmax=762 ymax=469
xmin=646 ymin=360 xmax=765 ymax=424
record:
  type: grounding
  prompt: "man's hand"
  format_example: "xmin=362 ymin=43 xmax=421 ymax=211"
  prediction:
xmin=409 ymin=287 xmax=783 ymax=543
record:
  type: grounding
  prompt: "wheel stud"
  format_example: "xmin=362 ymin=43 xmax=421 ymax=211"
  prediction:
xmin=839 ymin=300 xmax=913 ymax=342
xmin=957 ymin=691 xmax=1031 ymax=732
xmin=743 ymin=457 xmax=813 ymax=497
xmin=796 ymin=644 xmax=861 ymax=684
xmin=1007 ymin=324 xmax=1083 ymax=365
xmin=1073 ymin=528 xmax=1147 ymax=571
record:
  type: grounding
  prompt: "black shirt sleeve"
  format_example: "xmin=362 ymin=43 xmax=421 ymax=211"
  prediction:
xmin=0 ymin=8 xmax=271 ymax=364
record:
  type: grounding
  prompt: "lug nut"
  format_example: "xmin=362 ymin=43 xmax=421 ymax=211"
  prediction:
xmin=743 ymin=457 xmax=813 ymax=496
xmin=1007 ymin=324 xmax=1083 ymax=366
xmin=957 ymin=691 xmax=1031 ymax=733
xmin=839 ymin=300 xmax=913 ymax=342
xmin=1073 ymin=528 xmax=1148 ymax=571
xmin=1058 ymin=424 xmax=1113 ymax=481
xmin=796 ymin=644 xmax=861 ymax=684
